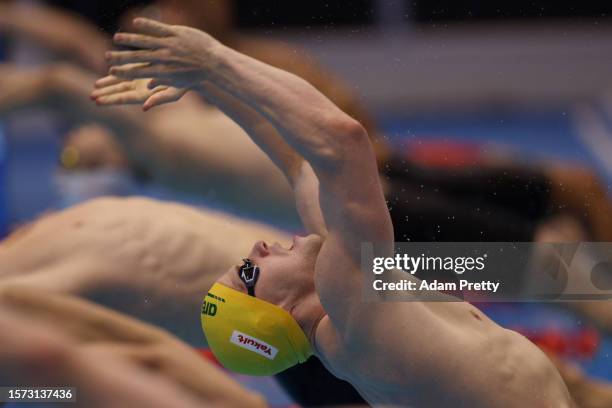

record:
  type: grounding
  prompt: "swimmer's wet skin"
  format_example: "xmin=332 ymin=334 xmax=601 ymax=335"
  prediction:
xmin=105 ymin=17 xmax=574 ymax=407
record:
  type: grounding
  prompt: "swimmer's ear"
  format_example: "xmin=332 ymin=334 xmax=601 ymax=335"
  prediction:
xmin=143 ymin=87 xmax=188 ymax=111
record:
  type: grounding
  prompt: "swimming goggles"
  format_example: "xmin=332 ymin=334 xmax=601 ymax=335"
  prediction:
xmin=238 ymin=258 xmax=260 ymax=297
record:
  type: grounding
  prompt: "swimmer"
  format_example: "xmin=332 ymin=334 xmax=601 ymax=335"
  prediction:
xmin=1 ymin=7 xmax=609 ymax=405
xmin=103 ymin=18 xmax=574 ymax=406
xmin=0 ymin=197 xmax=290 ymax=344
xmin=0 ymin=285 xmax=265 ymax=407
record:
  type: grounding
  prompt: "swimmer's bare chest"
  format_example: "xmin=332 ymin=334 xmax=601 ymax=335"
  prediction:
xmin=314 ymin=298 xmax=569 ymax=407
xmin=312 ymin=302 xmax=437 ymax=405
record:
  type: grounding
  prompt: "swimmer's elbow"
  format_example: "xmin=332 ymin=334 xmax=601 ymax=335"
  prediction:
xmin=330 ymin=116 xmax=368 ymax=147
xmin=315 ymin=116 xmax=369 ymax=164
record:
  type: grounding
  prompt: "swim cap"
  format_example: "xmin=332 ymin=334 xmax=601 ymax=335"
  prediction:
xmin=201 ymin=283 xmax=313 ymax=376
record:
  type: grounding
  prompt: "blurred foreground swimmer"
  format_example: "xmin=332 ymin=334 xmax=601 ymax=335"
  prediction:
xmin=0 ymin=286 xmax=267 ymax=408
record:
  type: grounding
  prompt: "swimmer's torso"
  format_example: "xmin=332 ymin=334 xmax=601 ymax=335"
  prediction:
xmin=315 ymin=289 xmax=573 ymax=407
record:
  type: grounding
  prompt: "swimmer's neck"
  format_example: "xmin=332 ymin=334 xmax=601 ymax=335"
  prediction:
xmin=289 ymin=290 xmax=326 ymax=349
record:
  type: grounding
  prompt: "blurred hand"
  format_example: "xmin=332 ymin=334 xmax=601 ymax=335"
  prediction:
xmin=0 ymin=3 xmax=109 ymax=73
xmin=0 ymin=309 xmax=208 ymax=408
xmin=0 ymin=65 xmax=48 ymax=111
xmin=0 ymin=286 xmax=267 ymax=408
xmin=91 ymin=73 xmax=187 ymax=111
xmin=0 ymin=63 xmax=102 ymax=115
xmin=105 ymin=18 xmax=220 ymax=103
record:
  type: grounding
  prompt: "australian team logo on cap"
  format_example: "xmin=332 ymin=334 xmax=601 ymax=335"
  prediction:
xmin=230 ymin=330 xmax=279 ymax=360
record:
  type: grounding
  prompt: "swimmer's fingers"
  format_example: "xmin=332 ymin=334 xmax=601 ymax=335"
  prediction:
xmin=113 ymin=32 xmax=165 ymax=50
xmin=95 ymin=88 xmax=161 ymax=106
xmin=132 ymin=18 xmax=175 ymax=37
xmin=81 ymin=342 xmax=267 ymax=408
xmin=109 ymin=63 xmax=168 ymax=80
xmin=102 ymin=62 xmax=152 ymax=80
xmin=95 ymin=86 xmax=169 ymax=106
xmin=0 ymin=286 xmax=171 ymax=344
xmin=80 ymin=343 xmax=168 ymax=370
xmin=143 ymin=87 xmax=188 ymax=111
xmin=92 ymin=73 xmax=184 ymax=108
xmin=91 ymin=80 xmax=136 ymax=99
xmin=105 ymin=49 xmax=171 ymax=65
xmin=90 ymin=74 xmax=160 ymax=106
xmin=91 ymin=76 xmax=155 ymax=99
xmin=100 ymin=21 xmax=173 ymax=51
xmin=94 ymin=75 xmax=122 ymax=89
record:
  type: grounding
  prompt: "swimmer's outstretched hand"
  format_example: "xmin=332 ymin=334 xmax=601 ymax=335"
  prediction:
xmin=106 ymin=18 xmax=218 ymax=96
xmin=91 ymin=73 xmax=187 ymax=111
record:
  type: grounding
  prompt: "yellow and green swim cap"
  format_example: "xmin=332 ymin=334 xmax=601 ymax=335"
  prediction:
xmin=201 ymin=283 xmax=313 ymax=376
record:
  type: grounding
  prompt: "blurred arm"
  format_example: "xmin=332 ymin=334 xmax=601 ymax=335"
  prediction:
xmin=0 ymin=63 xmax=295 ymax=214
xmin=0 ymin=63 xmax=146 ymax=146
xmin=0 ymin=2 xmax=110 ymax=72
xmin=0 ymin=286 xmax=267 ymax=408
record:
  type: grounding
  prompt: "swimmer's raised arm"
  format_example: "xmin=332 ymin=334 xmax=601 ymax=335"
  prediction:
xmin=106 ymin=18 xmax=363 ymax=169
xmin=106 ymin=17 xmax=391 ymax=323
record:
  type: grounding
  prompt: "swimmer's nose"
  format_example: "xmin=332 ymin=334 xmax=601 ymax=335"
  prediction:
xmin=252 ymin=240 xmax=269 ymax=257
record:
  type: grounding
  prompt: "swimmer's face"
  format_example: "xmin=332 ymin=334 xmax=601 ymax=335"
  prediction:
xmin=217 ymin=234 xmax=323 ymax=308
